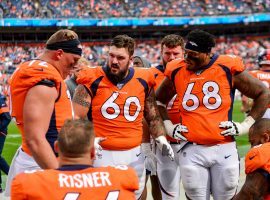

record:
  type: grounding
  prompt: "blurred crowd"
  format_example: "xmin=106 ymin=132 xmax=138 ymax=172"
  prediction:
xmin=0 ymin=0 xmax=270 ymax=18
xmin=1 ymin=36 xmax=270 ymax=95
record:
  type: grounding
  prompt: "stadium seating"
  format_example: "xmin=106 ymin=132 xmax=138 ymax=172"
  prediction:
xmin=1 ymin=0 xmax=270 ymax=18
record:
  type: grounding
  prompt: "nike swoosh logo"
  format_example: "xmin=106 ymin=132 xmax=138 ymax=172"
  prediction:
xmin=136 ymin=153 xmax=141 ymax=157
xmin=249 ymin=155 xmax=256 ymax=160
xmin=224 ymin=155 xmax=231 ymax=159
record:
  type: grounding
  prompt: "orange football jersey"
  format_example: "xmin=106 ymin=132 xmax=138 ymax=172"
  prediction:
xmin=249 ymin=70 xmax=270 ymax=108
xmin=11 ymin=165 xmax=138 ymax=200
xmin=165 ymin=55 xmax=245 ymax=145
xmin=77 ymin=66 xmax=155 ymax=150
xmin=8 ymin=60 xmax=73 ymax=155
xmin=245 ymin=143 xmax=270 ymax=174
xmin=150 ymin=65 xmax=180 ymax=142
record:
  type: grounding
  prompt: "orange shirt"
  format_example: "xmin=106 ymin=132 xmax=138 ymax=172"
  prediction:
xmin=8 ymin=60 xmax=73 ymax=155
xmin=165 ymin=55 xmax=245 ymax=145
xmin=11 ymin=165 xmax=138 ymax=200
xmin=77 ymin=66 xmax=155 ymax=150
xmin=249 ymin=70 xmax=270 ymax=108
xmin=245 ymin=142 xmax=270 ymax=174
xmin=150 ymin=65 xmax=180 ymax=142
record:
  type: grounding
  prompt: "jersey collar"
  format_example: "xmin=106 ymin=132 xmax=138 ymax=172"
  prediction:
xmin=58 ymin=165 xmax=93 ymax=171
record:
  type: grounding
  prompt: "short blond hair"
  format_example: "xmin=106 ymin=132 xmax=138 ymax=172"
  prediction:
xmin=46 ymin=29 xmax=79 ymax=45
xmin=58 ymin=119 xmax=95 ymax=157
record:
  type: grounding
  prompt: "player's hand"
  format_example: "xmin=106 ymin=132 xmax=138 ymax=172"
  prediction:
xmin=163 ymin=120 xmax=188 ymax=141
xmin=140 ymin=143 xmax=157 ymax=175
xmin=94 ymin=137 xmax=106 ymax=159
xmin=219 ymin=116 xmax=255 ymax=136
xmin=155 ymin=135 xmax=174 ymax=161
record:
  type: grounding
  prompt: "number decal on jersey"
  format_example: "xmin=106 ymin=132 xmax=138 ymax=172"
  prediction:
xmin=101 ymin=92 xmax=141 ymax=122
xmin=114 ymin=165 xmax=128 ymax=170
xmin=101 ymin=93 xmax=120 ymax=120
xmin=182 ymin=81 xmax=222 ymax=111
xmin=182 ymin=83 xmax=199 ymax=111
xmin=124 ymin=97 xmax=141 ymax=121
xmin=166 ymin=94 xmax=177 ymax=110
xmin=106 ymin=191 xmax=120 ymax=200
xmin=64 ymin=193 xmax=80 ymax=200
xmin=28 ymin=60 xmax=48 ymax=67
xmin=202 ymin=81 xmax=222 ymax=110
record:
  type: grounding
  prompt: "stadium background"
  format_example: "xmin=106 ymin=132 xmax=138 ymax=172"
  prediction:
xmin=0 ymin=0 xmax=269 ymax=199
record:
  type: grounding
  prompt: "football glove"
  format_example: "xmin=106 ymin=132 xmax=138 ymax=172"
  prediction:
xmin=155 ymin=135 xmax=174 ymax=161
xmin=163 ymin=120 xmax=188 ymax=141
xmin=219 ymin=116 xmax=255 ymax=136
xmin=140 ymin=143 xmax=157 ymax=175
xmin=94 ymin=137 xmax=106 ymax=159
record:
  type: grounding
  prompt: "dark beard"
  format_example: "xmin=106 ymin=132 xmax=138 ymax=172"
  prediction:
xmin=104 ymin=65 xmax=128 ymax=85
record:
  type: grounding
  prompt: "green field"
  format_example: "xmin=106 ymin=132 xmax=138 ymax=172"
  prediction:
xmin=2 ymin=100 xmax=249 ymax=165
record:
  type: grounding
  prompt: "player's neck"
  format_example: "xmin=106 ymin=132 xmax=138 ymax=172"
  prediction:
xmin=58 ymin=156 xmax=93 ymax=167
xmin=37 ymin=53 xmax=65 ymax=78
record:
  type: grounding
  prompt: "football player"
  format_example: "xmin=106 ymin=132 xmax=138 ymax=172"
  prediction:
xmin=5 ymin=29 xmax=82 ymax=197
xmin=233 ymin=118 xmax=270 ymax=199
xmin=11 ymin=119 xmax=139 ymax=199
xmin=150 ymin=34 xmax=184 ymax=200
xmin=72 ymin=35 xmax=174 ymax=199
xmin=156 ymin=29 xmax=270 ymax=199
xmin=241 ymin=49 xmax=270 ymax=118
xmin=0 ymin=93 xmax=11 ymax=192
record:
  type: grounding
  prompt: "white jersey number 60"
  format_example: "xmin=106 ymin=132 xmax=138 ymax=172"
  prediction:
xmin=101 ymin=92 xmax=141 ymax=122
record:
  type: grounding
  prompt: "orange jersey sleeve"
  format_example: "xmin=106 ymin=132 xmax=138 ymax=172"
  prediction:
xmin=77 ymin=66 xmax=155 ymax=150
xmin=8 ymin=60 xmax=73 ymax=155
xmin=245 ymin=143 xmax=270 ymax=174
xmin=11 ymin=165 xmax=138 ymax=200
xmin=165 ymin=55 xmax=245 ymax=145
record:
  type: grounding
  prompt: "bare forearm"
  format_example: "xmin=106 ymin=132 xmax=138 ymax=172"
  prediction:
xmin=158 ymin=105 xmax=170 ymax=120
xmin=234 ymin=71 xmax=270 ymax=119
xmin=233 ymin=172 xmax=268 ymax=200
xmin=144 ymin=90 xmax=167 ymax=139
xmin=142 ymin=118 xmax=150 ymax=143
xmin=249 ymin=90 xmax=270 ymax=119
xmin=27 ymin=139 xmax=58 ymax=169
xmin=72 ymin=84 xmax=92 ymax=120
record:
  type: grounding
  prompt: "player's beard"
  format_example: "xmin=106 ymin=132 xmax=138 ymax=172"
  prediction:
xmin=105 ymin=63 xmax=129 ymax=85
xmin=185 ymin=55 xmax=203 ymax=71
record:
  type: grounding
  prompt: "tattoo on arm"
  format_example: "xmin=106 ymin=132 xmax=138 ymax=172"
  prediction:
xmin=72 ymin=85 xmax=91 ymax=108
xmin=156 ymin=77 xmax=176 ymax=104
xmin=234 ymin=71 xmax=270 ymax=119
xmin=144 ymin=88 xmax=166 ymax=138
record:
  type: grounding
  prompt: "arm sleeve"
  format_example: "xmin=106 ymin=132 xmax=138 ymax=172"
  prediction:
xmin=230 ymin=55 xmax=245 ymax=75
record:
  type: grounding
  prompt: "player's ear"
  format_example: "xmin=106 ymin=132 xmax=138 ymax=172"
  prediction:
xmin=55 ymin=49 xmax=64 ymax=60
xmin=54 ymin=141 xmax=59 ymax=154
xmin=261 ymin=132 xmax=269 ymax=143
